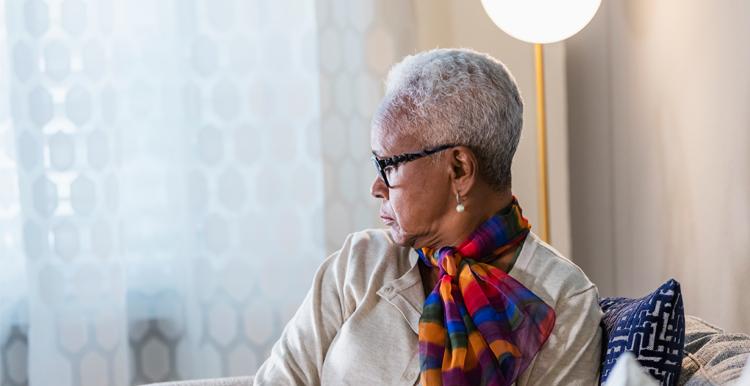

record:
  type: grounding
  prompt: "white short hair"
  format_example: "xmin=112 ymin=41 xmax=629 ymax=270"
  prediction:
xmin=373 ymin=48 xmax=524 ymax=190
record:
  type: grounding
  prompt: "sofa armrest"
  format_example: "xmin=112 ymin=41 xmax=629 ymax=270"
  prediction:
xmin=140 ymin=376 xmax=254 ymax=386
xmin=679 ymin=316 xmax=750 ymax=386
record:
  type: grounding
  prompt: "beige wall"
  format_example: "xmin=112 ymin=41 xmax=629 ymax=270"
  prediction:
xmin=567 ymin=0 xmax=750 ymax=333
xmin=413 ymin=0 xmax=573 ymax=258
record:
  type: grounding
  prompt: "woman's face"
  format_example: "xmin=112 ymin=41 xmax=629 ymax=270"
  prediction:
xmin=370 ymin=124 xmax=454 ymax=248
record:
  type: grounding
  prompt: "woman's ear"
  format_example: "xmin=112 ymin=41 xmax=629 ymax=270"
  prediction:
xmin=449 ymin=146 xmax=478 ymax=192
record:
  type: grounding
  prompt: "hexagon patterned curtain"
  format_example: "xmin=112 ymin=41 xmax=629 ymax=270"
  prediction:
xmin=0 ymin=0 xmax=416 ymax=385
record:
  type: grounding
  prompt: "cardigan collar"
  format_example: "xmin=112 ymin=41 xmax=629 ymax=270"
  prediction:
xmin=376 ymin=233 xmax=539 ymax=335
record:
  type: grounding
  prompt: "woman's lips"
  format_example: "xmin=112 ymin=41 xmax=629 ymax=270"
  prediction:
xmin=380 ymin=215 xmax=394 ymax=224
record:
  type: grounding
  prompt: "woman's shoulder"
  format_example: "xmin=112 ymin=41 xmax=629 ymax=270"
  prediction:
xmin=344 ymin=228 xmax=396 ymax=250
xmin=326 ymin=228 xmax=414 ymax=288
xmin=340 ymin=228 xmax=406 ymax=262
xmin=511 ymin=232 xmax=599 ymax=306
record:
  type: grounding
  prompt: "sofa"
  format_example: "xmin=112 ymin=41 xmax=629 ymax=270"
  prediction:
xmin=143 ymin=316 xmax=750 ymax=386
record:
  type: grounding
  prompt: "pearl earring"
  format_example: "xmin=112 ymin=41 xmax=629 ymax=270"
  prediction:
xmin=455 ymin=192 xmax=465 ymax=213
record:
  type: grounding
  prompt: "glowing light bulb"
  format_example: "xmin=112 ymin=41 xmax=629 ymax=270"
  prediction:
xmin=480 ymin=0 xmax=602 ymax=44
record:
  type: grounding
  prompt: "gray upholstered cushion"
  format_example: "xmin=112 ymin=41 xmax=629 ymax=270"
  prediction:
xmin=678 ymin=316 xmax=750 ymax=386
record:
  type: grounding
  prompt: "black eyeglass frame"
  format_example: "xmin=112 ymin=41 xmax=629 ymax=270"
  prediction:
xmin=371 ymin=144 xmax=458 ymax=188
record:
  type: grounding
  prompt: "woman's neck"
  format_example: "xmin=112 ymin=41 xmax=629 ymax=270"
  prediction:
xmin=438 ymin=188 xmax=514 ymax=247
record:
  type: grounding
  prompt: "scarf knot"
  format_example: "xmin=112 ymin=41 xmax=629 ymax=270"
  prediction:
xmin=435 ymin=247 xmax=461 ymax=278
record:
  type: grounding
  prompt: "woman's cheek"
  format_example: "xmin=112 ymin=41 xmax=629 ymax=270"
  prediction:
xmin=393 ymin=197 xmax=420 ymax=235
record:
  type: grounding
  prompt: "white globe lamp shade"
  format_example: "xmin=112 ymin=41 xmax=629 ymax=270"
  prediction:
xmin=480 ymin=0 xmax=602 ymax=44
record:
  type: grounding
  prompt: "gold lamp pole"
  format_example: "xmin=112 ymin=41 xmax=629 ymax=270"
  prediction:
xmin=533 ymin=43 xmax=550 ymax=243
xmin=480 ymin=0 xmax=602 ymax=244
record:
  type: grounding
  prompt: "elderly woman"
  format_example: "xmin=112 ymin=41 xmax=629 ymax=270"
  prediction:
xmin=254 ymin=49 xmax=602 ymax=385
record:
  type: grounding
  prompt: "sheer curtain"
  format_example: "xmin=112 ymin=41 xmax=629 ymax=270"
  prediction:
xmin=0 ymin=0 xmax=418 ymax=385
xmin=0 ymin=0 xmax=328 ymax=384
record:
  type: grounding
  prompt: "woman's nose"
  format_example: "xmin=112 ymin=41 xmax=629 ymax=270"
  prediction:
xmin=370 ymin=175 xmax=388 ymax=199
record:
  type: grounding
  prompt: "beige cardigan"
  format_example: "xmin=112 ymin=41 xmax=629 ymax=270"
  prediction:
xmin=254 ymin=229 xmax=603 ymax=385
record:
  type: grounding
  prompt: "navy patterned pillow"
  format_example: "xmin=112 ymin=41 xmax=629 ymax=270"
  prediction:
xmin=599 ymin=279 xmax=686 ymax=386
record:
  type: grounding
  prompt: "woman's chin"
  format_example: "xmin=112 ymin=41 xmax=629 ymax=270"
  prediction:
xmin=386 ymin=225 xmax=400 ymax=241
xmin=386 ymin=225 xmax=414 ymax=247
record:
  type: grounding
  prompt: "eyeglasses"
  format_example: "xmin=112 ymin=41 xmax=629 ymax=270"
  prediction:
xmin=371 ymin=144 xmax=458 ymax=188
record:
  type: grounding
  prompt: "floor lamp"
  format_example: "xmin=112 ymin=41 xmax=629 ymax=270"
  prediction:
xmin=480 ymin=0 xmax=602 ymax=243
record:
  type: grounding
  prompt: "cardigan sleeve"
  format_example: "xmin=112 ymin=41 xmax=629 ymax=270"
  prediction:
xmin=253 ymin=234 xmax=357 ymax=386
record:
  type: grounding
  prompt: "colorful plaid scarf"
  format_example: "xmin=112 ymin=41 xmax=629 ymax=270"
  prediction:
xmin=416 ymin=199 xmax=555 ymax=386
